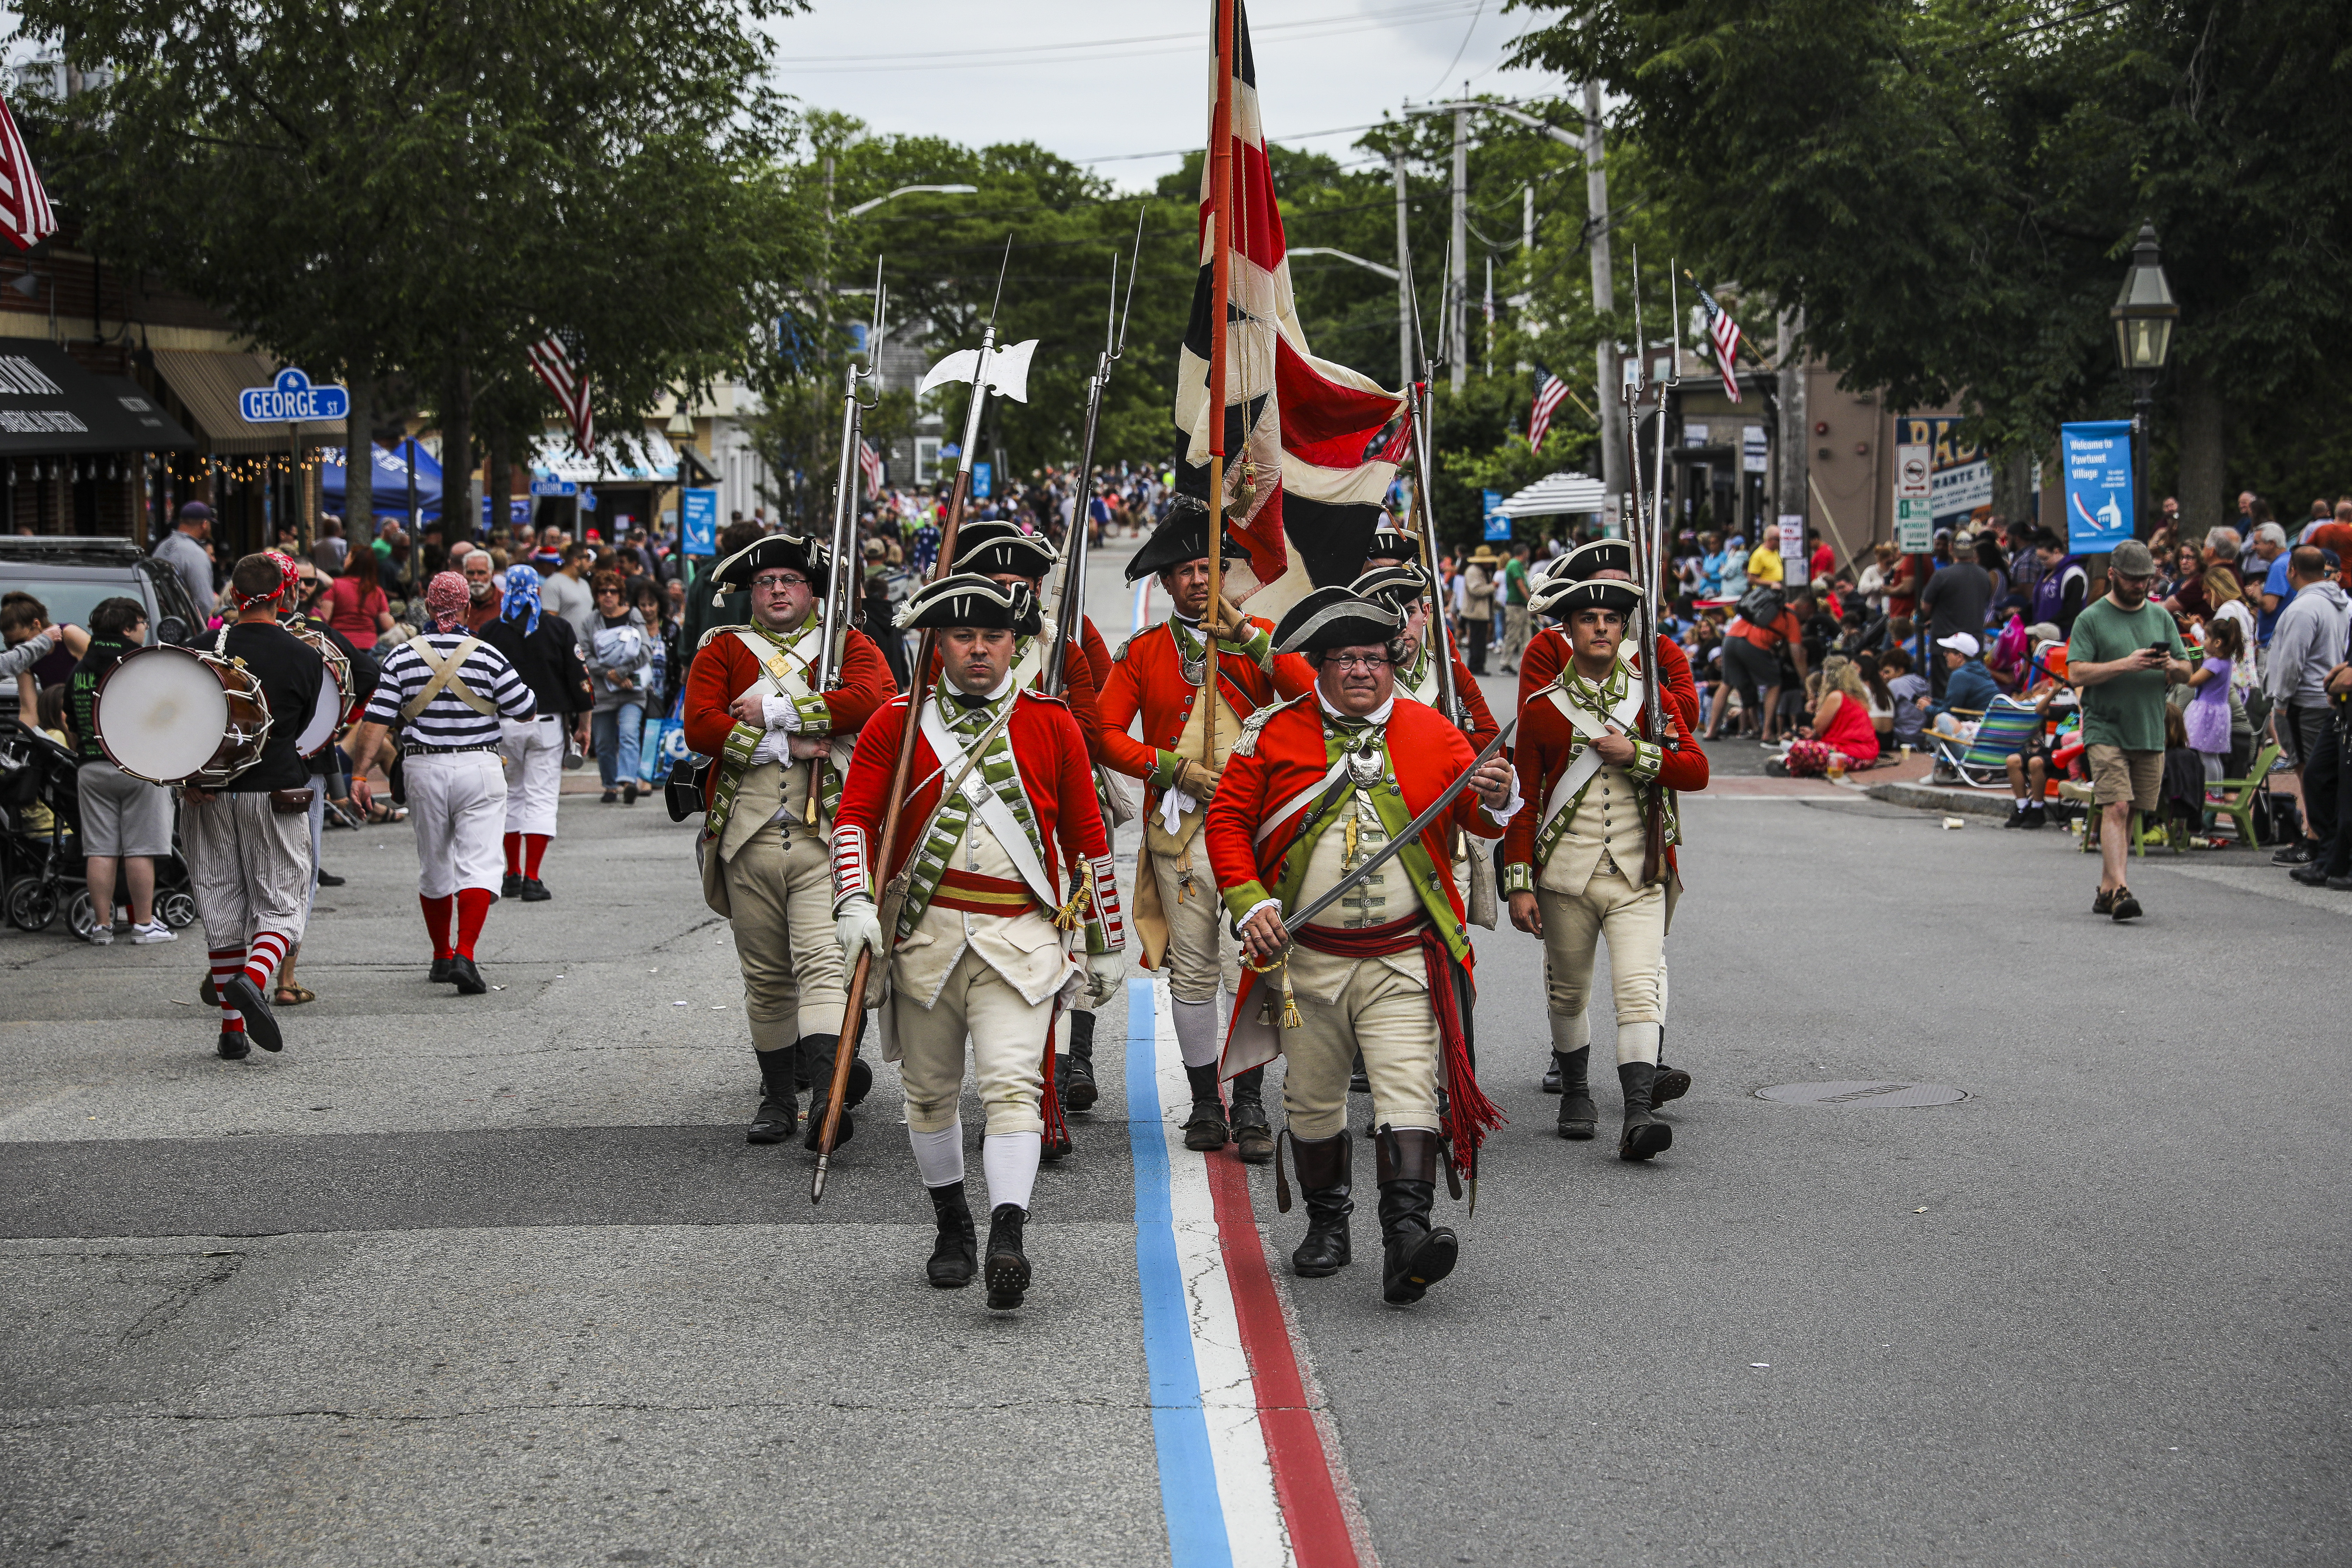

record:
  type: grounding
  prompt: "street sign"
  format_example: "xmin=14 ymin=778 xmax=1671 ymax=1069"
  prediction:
xmin=1482 ymin=489 xmax=1509 ymax=542
xmin=1895 ymin=443 xmax=1932 ymax=499
xmin=2059 ymin=420 xmax=2134 ymax=552
xmin=1744 ymin=426 xmax=1771 ymax=475
xmin=239 ymin=367 xmax=350 ymax=424
xmin=530 ymin=477 xmax=578 ymax=498
xmin=972 ymin=461 xmax=993 ymax=499
xmin=1778 ymin=514 xmax=1807 ymax=586
xmin=681 ymin=486 xmax=718 ymax=556
xmin=1895 ymin=498 xmax=1934 ymax=553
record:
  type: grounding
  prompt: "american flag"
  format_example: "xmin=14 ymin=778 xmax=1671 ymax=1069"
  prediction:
xmin=528 ymin=331 xmax=594 ymax=454
xmin=1527 ymin=366 xmax=1571 ymax=455
xmin=858 ymin=437 xmax=884 ymax=496
xmin=0 ymin=94 xmax=57 ymax=254
xmin=1698 ymin=289 xmax=1745 ymax=402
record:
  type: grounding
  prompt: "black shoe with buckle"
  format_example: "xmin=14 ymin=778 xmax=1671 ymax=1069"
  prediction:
xmin=502 ymin=873 xmax=524 ymax=898
xmin=216 ymin=1030 xmax=250 ymax=1061
xmin=430 ymin=955 xmax=454 ymax=983
xmin=448 ymin=955 xmax=488 ymax=994
xmin=222 ymin=972 xmax=281 ymax=1053
xmin=1230 ymin=1066 xmax=1274 ymax=1164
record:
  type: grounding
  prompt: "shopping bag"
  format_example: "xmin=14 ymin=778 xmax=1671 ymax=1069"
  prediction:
xmin=639 ymin=693 xmax=688 ymax=784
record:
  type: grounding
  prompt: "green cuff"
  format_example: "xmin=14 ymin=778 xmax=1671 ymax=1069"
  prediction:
xmin=1228 ymin=626 xmax=1273 ymax=670
xmin=724 ymin=720 xmax=763 ymax=762
xmin=1625 ymin=738 xmax=1661 ymax=783
xmin=1222 ymin=878 xmax=1274 ymax=925
xmin=1151 ymin=749 xmax=1185 ymax=791
xmin=791 ymin=693 xmax=832 ymax=732
xmin=1502 ymin=861 xmax=1533 ymax=895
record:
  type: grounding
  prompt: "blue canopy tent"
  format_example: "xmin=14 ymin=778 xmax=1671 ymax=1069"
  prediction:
xmin=320 ymin=441 xmax=443 ymax=520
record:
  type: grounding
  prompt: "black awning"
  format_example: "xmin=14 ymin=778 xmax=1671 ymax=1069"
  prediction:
xmin=0 ymin=342 xmax=198 ymax=456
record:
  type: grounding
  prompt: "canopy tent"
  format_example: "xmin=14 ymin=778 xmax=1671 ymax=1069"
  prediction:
xmin=1494 ymin=471 xmax=1607 ymax=518
xmin=532 ymin=428 xmax=678 ymax=485
xmin=318 ymin=441 xmax=443 ymax=519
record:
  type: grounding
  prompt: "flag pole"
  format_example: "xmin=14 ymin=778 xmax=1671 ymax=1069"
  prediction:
xmin=1202 ymin=0 xmax=1237 ymax=772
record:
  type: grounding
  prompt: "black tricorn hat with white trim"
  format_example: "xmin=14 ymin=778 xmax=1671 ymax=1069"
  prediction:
xmin=1126 ymin=494 xmax=1250 ymax=582
xmin=708 ymin=531 xmax=827 ymax=603
xmin=1559 ymin=538 xmax=1634 ymax=581
xmin=1272 ymin=586 xmax=1404 ymax=658
xmin=1349 ymin=563 xmax=1429 ymax=615
xmin=1363 ymin=521 xmax=1421 ymax=565
xmin=952 ymin=520 xmax=1059 ymax=582
xmin=895 ymin=572 xmax=1043 ymax=636
xmin=1533 ymin=575 xmax=1641 ymax=620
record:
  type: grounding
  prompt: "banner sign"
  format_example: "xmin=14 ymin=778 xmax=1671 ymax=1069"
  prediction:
xmin=1482 ymin=489 xmax=1510 ymax=542
xmin=681 ymin=486 xmax=719 ymax=556
xmin=2059 ymin=421 xmax=2134 ymax=551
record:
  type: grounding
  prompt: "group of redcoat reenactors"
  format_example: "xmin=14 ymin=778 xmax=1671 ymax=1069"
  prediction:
xmin=680 ymin=495 xmax=1707 ymax=1312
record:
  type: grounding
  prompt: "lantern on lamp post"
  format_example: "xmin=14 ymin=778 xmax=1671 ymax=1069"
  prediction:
xmin=2109 ymin=221 xmax=2177 ymax=540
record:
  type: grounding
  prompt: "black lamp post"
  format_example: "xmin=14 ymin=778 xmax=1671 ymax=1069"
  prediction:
xmin=2109 ymin=221 xmax=2177 ymax=540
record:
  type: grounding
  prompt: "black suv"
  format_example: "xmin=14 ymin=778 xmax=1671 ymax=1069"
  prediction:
xmin=0 ymin=537 xmax=206 ymax=646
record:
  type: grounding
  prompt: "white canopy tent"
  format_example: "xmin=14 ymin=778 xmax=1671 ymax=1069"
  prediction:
xmin=1494 ymin=471 xmax=1607 ymax=518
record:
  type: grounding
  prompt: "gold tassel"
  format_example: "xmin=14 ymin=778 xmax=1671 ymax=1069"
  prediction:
xmin=1343 ymin=812 xmax=1359 ymax=868
xmin=1280 ymin=962 xmax=1301 ymax=1029
xmin=1052 ymin=883 xmax=1091 ymax=932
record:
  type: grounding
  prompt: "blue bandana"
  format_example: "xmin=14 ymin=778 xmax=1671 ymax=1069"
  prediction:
xmin=502 ymin=564 xmax=544 ymax=636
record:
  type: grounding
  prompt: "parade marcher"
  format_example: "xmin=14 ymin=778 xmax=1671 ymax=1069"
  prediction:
xmin=1094 ymin=496 xmax=1316 ymax=1162
xmin=347 ymin=571 xmax=538 ymax=995
xmin=931 ymin=520 xmax=1115 ymax=1119
xmin=1350 ymin=561 xmax=1499 ymax=746
xmin=481 ymin=564 xmax=593 ymax=902
xmin=682 ymin=531 xmax=896 ymax=1146
xmin=275 ymin=564 xmax=376 ymax=1005
xmin=181 ymin=552 xmax=324 ymax=1058
xmin=1506 ymin=570 xmax=1710 ymax=1156
xmin=1207 ymin=587 xmax=1518 ymax=1304
xmin=832 ymin=575 xmax=1125 ymax=1309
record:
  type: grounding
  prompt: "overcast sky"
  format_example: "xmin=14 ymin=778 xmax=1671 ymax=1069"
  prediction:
xmin=763 ymin=0 xmax=1568 ymax=190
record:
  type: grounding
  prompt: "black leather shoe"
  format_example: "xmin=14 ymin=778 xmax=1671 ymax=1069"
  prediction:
xmin=623 ymin=779 xmax=639 ymax=805
xmin=1287 ymin=1131 xmax=1352 ymax=1278
xmin=1554 ymin=1049 xmax=1596 ymax=1140
xmin=2022 ymin=804 xmax=2047 ymax=829
xmin=801 ymin=1034 xmax=870 ymax=1150
xmin=1541 ymin=1058 xmax=1563 ymax=1093
xmin=2290 ymin=862 xmax=2331 ymax=887
xmin=1181 ymin=1062 xmax=1228 ymax=1151
xmin=747 ymin=1049 xmax=799 ymax=1144
xmin=1060 ymin=1012 xmax=1099 ymax=1112
xmin=223 ymin=972 xmax=281 ymax=1053
xmin=2273 ymin=841 xmax=2315 ymax=866
xmin=1230 ymin=1068 xmax=1274 ymax=1164
xmin=501 ymin=873 xmax=524 ymax=898
xmin=315 ymin=869 xmax=346 ymax=887
xmin=1618 ymin=1063 xmax=1672 ymax=1161
xmin=1376 ymin=1127 xmax=1456 ymax=1305
xmin=519 ymin=878 xmax=552 ymax=902
xmin=1652 ymin=1060 xmax=1693 ymax=1106
xmin=216 ymin=1031 xmax=250 ymax=1061
xmin=429 ymin=955 xmax=454 ymax=984
xmin=984 ymin=1203 xmax=1031 ymax=1309
xmin=927 ymin=1183 xmax=976 ymax=1288
xmin=448 ymin=955 xmax=488 ymax=995
xmin=2328 ymin=875 xmax=2352 ymax=891
xmin=803 ymin=1100 xmax=855 ymax=1152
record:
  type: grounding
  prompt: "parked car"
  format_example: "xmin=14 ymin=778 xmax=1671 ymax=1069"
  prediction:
xmin=0 ymin=537 xmax=206 ymax=646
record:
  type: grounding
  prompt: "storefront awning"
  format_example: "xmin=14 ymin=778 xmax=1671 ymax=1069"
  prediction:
xmin=0 ymin=342 xmax=197 ymax=455
xmin=532 ymin=427 xmax=679 ymax=484
xmin=149 ymin=348 xmax=347 ymax=455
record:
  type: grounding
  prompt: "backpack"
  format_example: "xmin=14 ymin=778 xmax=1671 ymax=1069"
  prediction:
xmin=1735 ymin=583 xmax=1785 ymax=631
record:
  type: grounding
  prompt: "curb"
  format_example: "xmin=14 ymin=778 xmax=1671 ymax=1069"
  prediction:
xmin=1863 ymin=779 xmax=2015 ymax=820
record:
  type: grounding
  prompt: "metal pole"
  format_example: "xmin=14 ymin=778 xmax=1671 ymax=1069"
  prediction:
xmin=1449 ymin=104 xmax=1469 ymax=391
xmin=1202 ymin=0 xmax=1237 ymax=772
xmin=2132 ymin=371 xmax=2153 ymax=543
xmin=1584 ymin=82 xmax=1623 ymax=507
xmin=1393 ymin=149 xmax=1413 ymax=394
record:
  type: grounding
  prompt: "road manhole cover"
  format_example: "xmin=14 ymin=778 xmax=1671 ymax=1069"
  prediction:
xmin=1756 ymin=1080 xmax=1967 ymax=1107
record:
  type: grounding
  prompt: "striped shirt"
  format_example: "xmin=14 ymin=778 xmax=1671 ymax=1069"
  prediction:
xmin=365 ymin=630 xmax=536 ymax=747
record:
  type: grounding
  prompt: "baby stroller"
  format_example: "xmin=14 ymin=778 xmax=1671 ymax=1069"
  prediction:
xmin=0 ymin=716 xmax=196 ymax=936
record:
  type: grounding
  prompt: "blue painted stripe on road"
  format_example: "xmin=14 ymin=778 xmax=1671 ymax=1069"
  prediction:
xmin=1127 ymin=977 xmax=1233 ymax=1568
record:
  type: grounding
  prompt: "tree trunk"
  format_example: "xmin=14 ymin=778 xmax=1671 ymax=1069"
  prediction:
xmin=486 ymin=420 xmax=511 ymax=549
xmin=442 ymin=365 xmax=474 ymax=545
xmin=1990 ymin=447 xmax=2033 ymax=525
xmin=344 ymin=373 xmax=374 ymax=547
xmin=2174 ymin=359 xmax=2225 ymax=539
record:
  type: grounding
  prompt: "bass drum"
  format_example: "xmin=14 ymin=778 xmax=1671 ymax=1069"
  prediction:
xmin=91 ymin=644 xmax=272 ymax=787
xmin=282 ymin=622 xmax=353 ymax=756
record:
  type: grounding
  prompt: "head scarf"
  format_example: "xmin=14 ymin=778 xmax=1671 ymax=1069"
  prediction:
xmin=502 ymin=563 xmax=544 ymax=635
xmin=424 ymin=570 xmax=470 ymax=633
xmin=238 ymin=549 xmax=303 ymax=611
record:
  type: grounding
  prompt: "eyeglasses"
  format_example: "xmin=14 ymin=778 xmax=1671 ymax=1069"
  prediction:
xmin=750 ymin=573 xmax=808 ymax=592
xmin=1322 ymin=654 xmax=1392 ymax=672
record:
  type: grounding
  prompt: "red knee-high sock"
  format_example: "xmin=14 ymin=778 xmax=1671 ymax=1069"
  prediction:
xmin=503 ymin=832 xmax=522 ymax=877
xmin=454 ymin=887 xmax=494 ymax=959
xmin=523 ymin=833 xmax=550 ymax=879
xmin=420 ymin=895 xmax=455 ymax=960
xmin=210 ymin=946 xmax=247 ymax=1033
xmin=242 ymin=930 xmax=289 ymax=993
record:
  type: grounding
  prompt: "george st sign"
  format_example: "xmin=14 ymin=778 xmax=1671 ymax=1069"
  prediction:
xmin=239 ymin=367 xmax=351 ymax=424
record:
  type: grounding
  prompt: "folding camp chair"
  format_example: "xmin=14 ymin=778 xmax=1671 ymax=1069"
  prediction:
xmin=1926 ymin=695 xmax=2043 ymax=788
xmin=2203 ymin=738 xmax=2281 ymax=848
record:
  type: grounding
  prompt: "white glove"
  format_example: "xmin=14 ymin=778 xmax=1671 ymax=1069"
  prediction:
xmin=835 ymin=898 xmax=885 ymax=962
xmin=1085 ymin=950 xmax=1125 ymax=1005
xmin=761 ymin=695 xmax=804 ymax=732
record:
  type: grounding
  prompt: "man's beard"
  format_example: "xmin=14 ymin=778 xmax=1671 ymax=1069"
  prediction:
xmin=469 ymin=583 xmax=491 ymax=602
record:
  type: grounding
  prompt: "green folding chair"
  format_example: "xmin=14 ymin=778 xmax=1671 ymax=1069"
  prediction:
xmin=2204 ymin=738 xmax=2281 ymax=848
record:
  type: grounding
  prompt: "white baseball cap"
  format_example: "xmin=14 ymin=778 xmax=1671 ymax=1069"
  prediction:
xmin=1935 ymin=632 xmax=1980 ymax=658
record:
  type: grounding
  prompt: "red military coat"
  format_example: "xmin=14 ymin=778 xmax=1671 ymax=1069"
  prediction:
xmin=682 ymin=622 xmax=896 ymax=811
xmin=1504 ymin=667 xmax=1709 ymax=881
xmin=1400 ymin=643 xmax=1500 ymax=751
xmin=1095 ymin=615 xmax=1316 ymax=803
xmin=1517 ymin=627 xmax=1700 ymax=733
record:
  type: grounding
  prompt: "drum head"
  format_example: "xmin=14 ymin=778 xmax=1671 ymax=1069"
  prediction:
xmin=94 ymin=647 xmax=229 ymax=785
xmin=295 ymin=678 xmax=342 ymax=755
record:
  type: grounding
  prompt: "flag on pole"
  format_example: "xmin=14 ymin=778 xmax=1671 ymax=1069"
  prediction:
xmin=1698 ymin=290 xmax=1745 ymax=402
xmin=528 ymin=331 xmax=594 ymax=454
xmin=1527 ymin=367 xmax=1571 ymax=455
xmin=0 ymin=94 xmax=58 ymax=254
xmin=858 ymin=437 xmax=884 ymax=496
xmin=1173 ymin=0 xmax=1406 ymax=618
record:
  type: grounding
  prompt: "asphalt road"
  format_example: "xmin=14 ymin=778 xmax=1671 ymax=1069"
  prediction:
xmin=2 ymin=541 xmax=2344 ymax=1567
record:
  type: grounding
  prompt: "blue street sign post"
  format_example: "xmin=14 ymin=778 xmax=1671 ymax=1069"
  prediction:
xmin=1482 ymin=489 xmax=1510 ymax=542
xmin=681 ymin=487 xmax=719 ymax=556
xmin=972 ymin=461 xmax=993 ymax=500
xmin=2059 ymin=420 xmax=2135 ymax=553
xmin=530 ymin=477 xmax=578 ymax=499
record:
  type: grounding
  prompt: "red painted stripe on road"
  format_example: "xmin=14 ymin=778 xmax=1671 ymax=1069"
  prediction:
xmin=1204 ymin=1150 xmax=1364 ymax=1568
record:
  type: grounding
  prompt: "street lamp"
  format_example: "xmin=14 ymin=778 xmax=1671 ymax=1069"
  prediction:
xmin=2110 ymin=220 xmax=2176 ymax=539
xmin=842 ymin=183 xmax=978 ymax=220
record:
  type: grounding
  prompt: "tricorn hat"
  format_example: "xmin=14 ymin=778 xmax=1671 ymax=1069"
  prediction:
xmin=708 ymin=531 xmax=828 ymax=604
xmin=1126 ymin=494 xmax=1250 ymax=582
xmin=1363 ymin=520 xmax=1421 ymax=566
xmin=1349 ymin=563 xmax=1429 ymax=616
xmin=952 ymin=520 xmax=1059 ymax=582
xmin=895 ymin=572 xmax=1043 ymax=636
xmin=1533 ymin=576 xmax=1642 ymax=621
xmin=1272 ymin=586 xmax=1403 ymax=658
xmin=1559 ymin=538 xmax=1634 ymax=581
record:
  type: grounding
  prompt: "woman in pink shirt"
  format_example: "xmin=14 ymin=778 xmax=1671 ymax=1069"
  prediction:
xmin=326 ymin=544 xmax=393 ymax=648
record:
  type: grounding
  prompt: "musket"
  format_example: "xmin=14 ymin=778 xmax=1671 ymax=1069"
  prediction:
xmin=1618 ymin=251 xmax=1677 ymax=887
xmin=813 ymin=238 xmax=1040 ymax=1203
xmin=1399 ymin=239 xmax=1468 ymax=733
xmin=1043 ymin=206 xmax=1145 ymax=698
xmin=807 ymin=265 xmax=887 ymax=823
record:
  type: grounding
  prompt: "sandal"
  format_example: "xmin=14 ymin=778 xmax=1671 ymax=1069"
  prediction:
xmin=366 ymin=803 xmax=407 ymax=824
xmin=275 ymin=983 xmax=316 ymax=1007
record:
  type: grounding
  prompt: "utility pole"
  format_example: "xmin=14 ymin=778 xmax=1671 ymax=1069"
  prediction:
xmin=1392 ymin=148 xmax=1414 ymax=394
xmin=1449 ymin=102 xmax=1469 ymax=390
xmin=1583 ymin=81 xmax=1624 ymax=504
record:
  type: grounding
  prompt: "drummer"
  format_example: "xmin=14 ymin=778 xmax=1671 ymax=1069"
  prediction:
xmin=180 ymin=551 xmax=326 ymax=1060
xmin=275 ymin=563 xmax=374 ymax=1006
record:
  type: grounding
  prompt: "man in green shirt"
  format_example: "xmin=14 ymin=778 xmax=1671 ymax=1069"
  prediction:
xmin=2064 ymin=538 xmax=2192 ymax=921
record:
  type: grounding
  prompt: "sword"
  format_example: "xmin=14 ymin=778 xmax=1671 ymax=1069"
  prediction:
xmin=1278 ymin=717 xmax=1517 ymax=932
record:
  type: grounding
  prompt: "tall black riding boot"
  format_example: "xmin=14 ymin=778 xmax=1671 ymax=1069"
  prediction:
xmin=1229 ymin=1066 xmax=1274 ymax=1164
xmin=984 ymin=1203 xmax=1031 ymax=1310
xmin=926 ymin=1182 xmax=977 ymax=1288
xmin=1555 ymin=1049 xmax=1596 ymax=1140
xmin=1287 ymin=1131 xmax=1353 ymax=1277
xmin=1618 ymin=1061 xmax=1673 ymax=1161
xmin=747 ymin=1048 xmax=798 ymax=1144
xmin=802 ymin=1033 xmax=872 ymax=1151
xmin=1375 ymin=1126 xmax=1457 ymax=1305
xmin=1060 ymin=1009 xmax=1099 ymax=1112
xmin=1182 ymin=1062 xmax=1229 ymax=1152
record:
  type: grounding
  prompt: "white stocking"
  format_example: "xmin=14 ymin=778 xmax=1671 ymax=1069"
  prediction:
xmin=908 ymin=1121 xmax=965 ymax=1188
xmin=982 ymin=1130 xmax=1041 ymax=1213
xmin=1172 ymin=996 xmax=1220 ymax=1069
xmin=1617 ymin=1021 xmax=1661 ymax=1066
